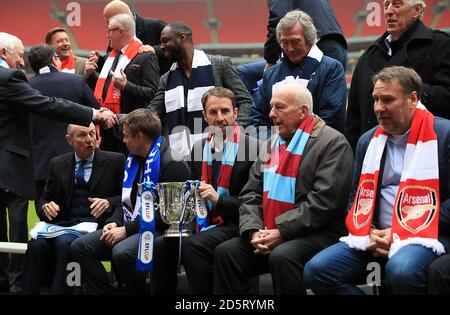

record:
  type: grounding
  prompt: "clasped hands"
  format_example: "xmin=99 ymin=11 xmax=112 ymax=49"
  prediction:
xmin=365 ymin=227 xmax=392 ymax=258
xmin=250 ymin=228 xmax=283 ymax=255
xmin=94 ymin=107 xmax=118 ymax=129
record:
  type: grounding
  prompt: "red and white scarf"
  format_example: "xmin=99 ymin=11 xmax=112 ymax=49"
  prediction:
xmin=201 ymin=123 xmax=240 ymax=227
xmin=60 ymin=53 xmax=75 ymax=73
xmin=340 ymin=102 xmax=444 ymax=258
xmin=94 ymin=39 xmax=142 ymax=113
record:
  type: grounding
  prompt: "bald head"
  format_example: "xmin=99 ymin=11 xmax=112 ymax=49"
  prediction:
xmin=103 ymin=0 xmax=132 ymax=23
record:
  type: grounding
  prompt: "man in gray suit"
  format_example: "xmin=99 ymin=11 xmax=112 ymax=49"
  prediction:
xmin=148 ymin=22 xmax=252 ymax=158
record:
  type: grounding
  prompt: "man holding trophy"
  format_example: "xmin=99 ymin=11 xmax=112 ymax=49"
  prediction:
xmin=71 ymin=109 xmax=190 ymax=294
xmin=182 ymin=87 xmax=260 ymax=294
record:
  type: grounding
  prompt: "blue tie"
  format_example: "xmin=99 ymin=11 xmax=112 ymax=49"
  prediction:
xmin=75 ymin=160 xmax=86 ymax=185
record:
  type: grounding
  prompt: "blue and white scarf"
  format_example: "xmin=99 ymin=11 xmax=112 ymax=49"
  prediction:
xmin=272 ymin=44 xmax=323 ymax=92
xmin=164 ymin=49 xmax=215 ymax=157
xmin=122 ymin=136 xmax=162 ymax=223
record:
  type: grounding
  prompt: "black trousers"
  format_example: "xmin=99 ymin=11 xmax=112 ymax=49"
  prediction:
xmin=0 ymin=190 xmax=28 ymax=289
xmin=150 ymin=235 xmax=181 ymax=295
xmin=22 ymin=234 xmax=78 ymax=294
xmin=71 ymin=230 xmax=147 ymax=294
xmin=213 ymin=233 xmax=339 ymax=295
xmin=428 ymin=253 xmax=450 ymax=294
xmin=181 ymin=224 xmax=238 ymax=294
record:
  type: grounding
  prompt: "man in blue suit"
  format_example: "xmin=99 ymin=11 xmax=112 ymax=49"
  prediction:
xmin=28 ymin=44 xmax=101 ymax=212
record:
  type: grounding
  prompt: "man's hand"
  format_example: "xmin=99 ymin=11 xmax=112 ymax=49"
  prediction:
xmin=365 ymin=227 xmax=392 ymax=258
xmin=198 ymin=183 xmax=219 ymax=205
xmin=139 ymin=45 xmax=155 ymax=54
xmin=42 ymin=201 xmax=60 ymax=221
xmin=94 ymin=108 xmax=118 ymax=129
xmin=84 ymin=50 xmax=99 ymax=78
xmin=250 ymin=228 xmax=283 ymax=255
xmin=102 ymin=222 xmax=117 ymax=234
xmin=100 ymin=225 xmax=126 ymax=247
xmin=112 ymin=69 xmax=127 ymax=90
xmin=88 ymin=197 xmax=110 ymax=218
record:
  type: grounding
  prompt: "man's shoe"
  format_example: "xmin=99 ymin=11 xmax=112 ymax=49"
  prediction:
xmin=9 ymin=284 xmax=21 ymax=294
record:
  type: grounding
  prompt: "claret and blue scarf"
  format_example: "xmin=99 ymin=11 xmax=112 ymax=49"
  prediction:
xmin=263 ymin=115 xmax=315 ymax=229
xmin=200 ymin=122 xmax=241 ymax=230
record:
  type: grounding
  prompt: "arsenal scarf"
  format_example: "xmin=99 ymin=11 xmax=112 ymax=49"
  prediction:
xmin=94 ymin=38 xmax=142 ymax=113
xmin=201 ymin=123 xmax=240 ymax=228
xmin=263 ymin=115 xmax=315 ymax=229
xmin=340 ymin=102 xmax=444 ymax=258
xmin=60 ymin=53 xmax=75 ymax=73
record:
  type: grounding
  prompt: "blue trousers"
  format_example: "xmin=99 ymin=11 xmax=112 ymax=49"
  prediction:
xmin=304 ymin=241 xmax=438 ymax=295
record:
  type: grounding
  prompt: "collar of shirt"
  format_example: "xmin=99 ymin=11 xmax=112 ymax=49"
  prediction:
xmin=0 ymin=58 xmax=10 ymax=68
xmin=384 ymin=34 xmax=393 ymax=56
xmin=75 ymin=152 xmax=95 ymax=164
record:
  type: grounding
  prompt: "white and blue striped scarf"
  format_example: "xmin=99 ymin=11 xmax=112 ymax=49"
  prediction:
xmin=165 ymin=49 xmax=215 ymax=157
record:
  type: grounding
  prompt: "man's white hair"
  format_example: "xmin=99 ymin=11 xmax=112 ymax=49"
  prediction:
xmin=0 ymin=32 xmax=22 ymax=52
xmin=272 ymin=77 xmax=313 ymax=114
xmin=110 ymin=13 xmax=136 ymax=36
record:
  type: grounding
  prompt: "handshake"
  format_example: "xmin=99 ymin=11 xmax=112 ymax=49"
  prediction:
xmin=93 ymin=107 xmax=119 ymax=129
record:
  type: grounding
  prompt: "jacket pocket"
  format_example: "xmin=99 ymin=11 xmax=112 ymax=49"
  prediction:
xmin=5 ymin=145 xmax=30 ymax=159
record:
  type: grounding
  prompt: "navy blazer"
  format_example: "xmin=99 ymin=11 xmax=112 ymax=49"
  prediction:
xmin=29 ymin=69 xmax=100 ymax=181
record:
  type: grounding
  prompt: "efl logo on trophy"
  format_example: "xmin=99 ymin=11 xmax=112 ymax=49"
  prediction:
xmin=353 ymin=179 xmax=375 ymax=229
xmin=396 ymin=185 xmax=437 ymax=234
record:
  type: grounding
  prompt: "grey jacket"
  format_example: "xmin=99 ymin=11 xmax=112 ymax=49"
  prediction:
xmin=239 ymin=116 xmax=354 ymax=241
xmin=148 ymin=54 xmax=252 ymax=129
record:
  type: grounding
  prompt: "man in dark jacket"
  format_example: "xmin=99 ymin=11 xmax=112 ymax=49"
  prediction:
xmin=345 ymin=0 xmax=450 ymax=151
xmin=157 ymin=87 xmax=258 ymax=295
xmin=250 ymin=10 xmax=347 ymax=140
xmin=148 ymin=22 xmax=252 ymax=158
xmin=71 ymin=109 xmax=190 ymax=294
xmin=28 ymin=44 xmax=100 ymax=212
xmin=264 ymin=0 xmax=347 ymax=71
xmin=0 ymin=32 xmax=116 ymax=294
xmin=85 ymin=13 xmax=160 ymax=154
xmin=22 ymin=123 xmax=124 ymax=295
xmin=214 ymin=81 xmax=354 ymax=295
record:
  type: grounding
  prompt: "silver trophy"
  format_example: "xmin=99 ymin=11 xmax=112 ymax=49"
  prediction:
xmin=153 ymin=182 xmax=198 ymax=237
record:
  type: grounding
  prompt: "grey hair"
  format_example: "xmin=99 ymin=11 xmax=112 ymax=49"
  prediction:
xmin=110 ymin=13 xmax=135 ymax=35
xmin=276 ymin=10 xmax=317 ymax=46
xmin=411 ymin=0 xmax=426 ymax=19
xmin=372 ymin=66 xmax=422 ymax=98
xmin=272 ymin=81 xmax=313 ymax=114
xmin=0 ymin=32 xmax=22 ymax=52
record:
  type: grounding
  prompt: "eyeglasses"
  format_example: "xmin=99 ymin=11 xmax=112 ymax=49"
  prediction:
xmin=106 ymin=27 xmax=120 ymax=34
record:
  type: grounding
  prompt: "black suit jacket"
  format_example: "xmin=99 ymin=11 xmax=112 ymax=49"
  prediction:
xmin=87 ymin=51 xmax=160 ymax=153
xmin=0 ymin=67 xmax=93 ymax=199
xmin=98 ymin=14 xmax=169 ymax=76
xmin=38 ymin=149 xmax=125 ymax=228
xmin=29 ymin=69 xmax=100 ymax=181
xmin=190 ymin=133 xmax=260 ymax=224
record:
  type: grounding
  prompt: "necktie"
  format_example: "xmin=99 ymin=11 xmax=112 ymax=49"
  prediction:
xmin=75 ymin=160 xmax=86 ymax=185
xmin=102 ymin=50 xmax=122 ymax=101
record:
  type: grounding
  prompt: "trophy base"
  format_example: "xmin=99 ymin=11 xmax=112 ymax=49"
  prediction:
xmin=164 ymin=226 xmax=191 ymax=237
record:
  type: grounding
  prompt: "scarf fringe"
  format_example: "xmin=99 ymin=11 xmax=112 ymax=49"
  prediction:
xmin=388 ymin=236 xmax=445 ymax=258
xmin=339 ymin=234 xmax=370 ymax=251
